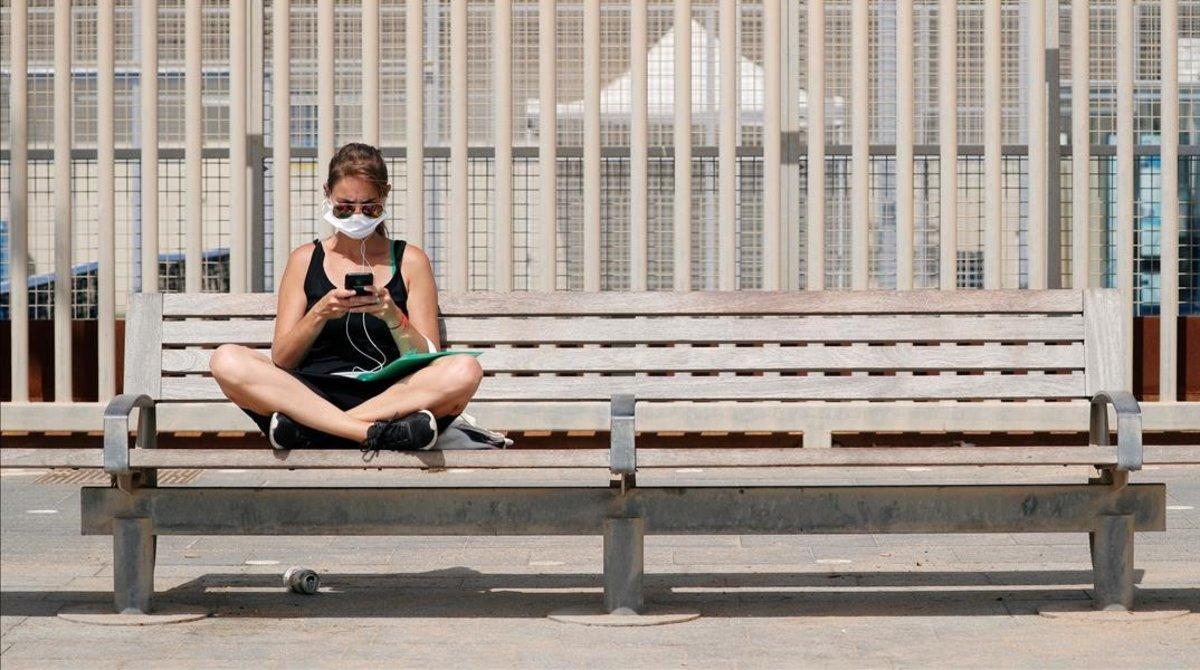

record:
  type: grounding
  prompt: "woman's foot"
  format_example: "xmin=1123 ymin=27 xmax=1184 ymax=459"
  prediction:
xmin=268 ymin=412 xmax=322 ymax=450
xmin=268 ymin=412 xmax=360 ymax=450
xmin=363 ymin=410 xmax=439 ymax=454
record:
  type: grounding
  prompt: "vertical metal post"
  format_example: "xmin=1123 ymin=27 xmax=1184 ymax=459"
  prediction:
xmin=54 ymin=0 xmax=73 ymax=401
xmin=494 ymin=0 xmax=514 ymax=292
xmin=1028 ymin=0 xmax=1048 ymax=289
xmin=363 ymin=0 xmax=381 ymax=147
xmin=538 ymin=0 xmax=557 ymax=291
xmin=674 ymin=0 xmax=692 ymax=291
xmin=806 ymin=0 xmax=825 ymax=291
xmin=1070 ymin=0 xmax=1090 ymax=290
xmin=783 ymin=0 xmax=800 ymax=290
xmin=98 ymin=0 xmax=117 ymax=398
xmin=1045 ymin=0 xmax=1062 ymax=288
xmin=719 ymin=0 xmax=738 ymax=290
xmin=1160 ymin=0 xmax=1180 ymax=402
xmin=1091 ymin=514 xmax=1135 ymax=611
xmin=629 ymin=0 xmax=648 ymax=291
xmin=141 ymin=0 xmax=159 ymax=294
xmin=272 ymin=0 xmax=291 ymax=287
xmin=983 ymin=0 xmax=1002 ymax=289
xmin=895 ymin=0 xmax=914 ymax=290
xmin=938 ymin=0 xmax=957 ymax=291
xmin=185 ymin=0 xmax=203 ymax=293
xmin=450 ymin=0 xmax=468 ymax=292
xmin=230 ymin=0 xmax=249 ymax=292
xmin=248 ymin=0 xmax=266 ymax=292
xmin=1116 ymin=0 xmax=1135 ymax=390
xmin=850 ymin=0 xmax=869 ymax=290
xmin=603 ymin=516 xmax=645 ymax=614
xmin=113 ymin=517 xmax=156 ymax=615
xmin=763 ymin=0 xmax=782 ymax=290
xmin=9 ymin=0 xmax=29 ymax=401
xmin=318 ymin=0 xmax=335 ymax=179
xmin=584 ymin=0 xmax=602 ymax=291
xmin=407 ymin=0 xmax=425 ymax=247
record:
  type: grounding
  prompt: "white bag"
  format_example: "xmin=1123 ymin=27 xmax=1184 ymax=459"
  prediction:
xmin=432 ymin=412 xmax=513 ymax=451
xmin=422 ymin=339 xmax=511 ymax=450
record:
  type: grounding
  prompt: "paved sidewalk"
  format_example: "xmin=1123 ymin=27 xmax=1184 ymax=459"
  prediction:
xmin=2 ymin=465 xmax=1197 ymax=668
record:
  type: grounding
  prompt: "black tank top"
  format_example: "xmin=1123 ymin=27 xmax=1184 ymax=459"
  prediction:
xmin=297 ymin=238 xmax=410 ymax=375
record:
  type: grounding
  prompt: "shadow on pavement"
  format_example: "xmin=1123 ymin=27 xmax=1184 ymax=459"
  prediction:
xmin=2 ymin=569 xmax=1196 ymax=619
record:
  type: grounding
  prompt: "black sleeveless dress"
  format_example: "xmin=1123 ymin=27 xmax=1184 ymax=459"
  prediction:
xmin=241 ymin=238 xmax=423 ymax=440
xmin=298 ymin=238 xmax=410 ymax=375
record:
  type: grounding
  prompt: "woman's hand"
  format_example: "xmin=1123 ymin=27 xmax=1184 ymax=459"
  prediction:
xmin=348 ymin=285 xmax=406 ymax=328
xmin=311 ymin=288 xmax=379 ymax=321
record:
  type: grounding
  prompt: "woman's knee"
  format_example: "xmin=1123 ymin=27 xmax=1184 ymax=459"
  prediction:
xmin=210 ymin=344 xmax=257 ymax=386
xmin=422 ymin=357 xmax=482 ymax=398
xmin=440 ymin=354 xmax=483 ymax=395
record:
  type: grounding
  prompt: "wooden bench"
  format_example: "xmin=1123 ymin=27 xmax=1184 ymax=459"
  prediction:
xmin=1 ymin=288 xmax=1188 ymax=618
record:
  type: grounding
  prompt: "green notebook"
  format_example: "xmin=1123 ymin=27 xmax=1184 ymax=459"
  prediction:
xmin=331 ymin=350 xmax=482 ymax=383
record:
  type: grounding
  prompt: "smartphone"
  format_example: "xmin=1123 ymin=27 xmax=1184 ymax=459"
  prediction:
xmin=345 ymin=272 xmax=375 ymax=296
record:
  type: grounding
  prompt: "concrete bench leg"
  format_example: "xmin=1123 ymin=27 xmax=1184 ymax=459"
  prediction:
xmin=603 ymin=517 xmax=644 ymax=615
xmin=113 ymin=517 xmax=156 ymax=615
xmin=1091 ymin=513 xmax=1135 ymax=611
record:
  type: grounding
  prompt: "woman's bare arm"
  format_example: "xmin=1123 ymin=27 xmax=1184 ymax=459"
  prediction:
xmin=397 ymin=244 xmax=441 ymax=352
xmin=271 ymin=243 xmax=331 ymax=369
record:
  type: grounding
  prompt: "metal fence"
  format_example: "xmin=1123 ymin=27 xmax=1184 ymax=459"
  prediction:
xmin=2 ymin=0 xmax=1198 ymax=404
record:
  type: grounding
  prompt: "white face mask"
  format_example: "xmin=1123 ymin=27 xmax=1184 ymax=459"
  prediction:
xmin=322 ymin=199 xmax=386 ymax=240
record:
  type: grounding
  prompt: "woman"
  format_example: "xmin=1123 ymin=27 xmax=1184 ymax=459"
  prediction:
xmin=210 ymin=143 xmax=483 ymax=452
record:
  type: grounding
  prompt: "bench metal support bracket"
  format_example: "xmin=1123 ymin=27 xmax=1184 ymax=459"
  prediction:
xmin=609 ymin=394 xmax=637 ymax=493
xmin=103 ymin=394 xmax=157 ymax=478
xmin=1089 ymin=391 xmax=1142 ymax=472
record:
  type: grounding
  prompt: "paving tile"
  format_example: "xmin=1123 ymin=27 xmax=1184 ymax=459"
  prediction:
xmin=953 ymin=545 xmax=1092 ymax=564
xmin=4 ymin=467 xmax=1200 ymax=667
xmin=872 ymin=533 xmax=1016 ymax=547
xmin=739 ymin=534 xmax=879 ymax=548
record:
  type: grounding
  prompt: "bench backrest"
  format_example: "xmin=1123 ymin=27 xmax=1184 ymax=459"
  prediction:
xmin=130 ymin=289 xmax=1126 ymax=408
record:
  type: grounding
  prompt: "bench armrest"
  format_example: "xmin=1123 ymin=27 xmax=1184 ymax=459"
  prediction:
xmin=103 ymin=394 xmax=157 ymax=476
xmin=610 ymin=394 xmax=637 ymax=476
xmin=1089 ymin=391 xmax=1142 ymax=472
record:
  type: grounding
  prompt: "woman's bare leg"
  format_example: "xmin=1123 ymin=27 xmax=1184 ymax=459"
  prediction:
xmin=209 ymin=344 xmax=373 ymax=442
xmin=346 ymin=354 xmax=483 ymax=423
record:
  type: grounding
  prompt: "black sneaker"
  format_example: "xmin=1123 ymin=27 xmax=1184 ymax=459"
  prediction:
xmin=362 ymin=410 xmax=439 ymax=456
xmin=268 ymin=412 xmax=324 ymax=450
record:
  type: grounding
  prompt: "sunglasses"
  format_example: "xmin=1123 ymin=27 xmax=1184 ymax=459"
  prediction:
xmin=329 ymin=200 xmax=385 ymax=219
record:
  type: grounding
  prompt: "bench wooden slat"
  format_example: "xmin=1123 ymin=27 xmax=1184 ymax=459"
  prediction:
xmin=161 ymin=290 xmax=1087 ymax=318
xmin=161 ymin=315 xmax=1086 ymax=347
xmin=161 ymin=342 xmax=1087 ymax=375
xmin=159 ymin=372 xmax=1088 ymax=402
xmin=5 ymin=446 xmax=1196 ymax=470
xmin=18 ymin=400 xmax=1197 ymax=435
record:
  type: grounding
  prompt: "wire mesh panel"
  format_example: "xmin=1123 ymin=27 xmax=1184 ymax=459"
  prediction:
xmin=468 ymin=156 xmax=494 ymax=290
xmin=512 ymin=156 xmax=539 ymax=290
xmin=1182 ymin=156 xmax=1200 ymax=315
xmin=737 ymin=156 xmax=763 ymax=290
xmin=957 ymin=155 xmax=984 ymax=289
xmin=0 ymin=0 xmax=1196 ymax=318
xmin=913 ymin=155 xmax=940 ymax=289
xmin=869 ymin=156 xmax=898 ymax=289
xmin=601 ymin=157 xmax=631 ymax=291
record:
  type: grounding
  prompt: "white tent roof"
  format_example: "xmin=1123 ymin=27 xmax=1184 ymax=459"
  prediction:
xmin=528 ymin=20 xmax=837 ymax=122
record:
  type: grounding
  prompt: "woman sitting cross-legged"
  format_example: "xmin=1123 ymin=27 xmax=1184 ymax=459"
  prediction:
xmin=210 ymin=142 xmax=483 ymax=452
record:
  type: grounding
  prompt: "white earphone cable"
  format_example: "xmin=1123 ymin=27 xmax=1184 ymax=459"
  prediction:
xmin=343 ymin=236 xmax=390 ymax=373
